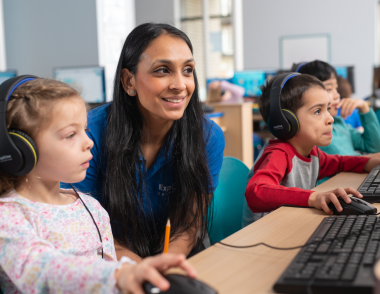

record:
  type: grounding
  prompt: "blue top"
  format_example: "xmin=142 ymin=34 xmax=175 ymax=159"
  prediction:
xmin=337 ymin=108 xmax=362 ymax=128
xmin=205 ymin=112 xmax=224 ymax=118
xmin=61 ymin=103 xmax=225 ymax=228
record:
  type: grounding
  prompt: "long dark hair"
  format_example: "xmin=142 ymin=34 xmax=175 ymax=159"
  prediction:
xmin=103 ymin=23 xmax=212 ymax=257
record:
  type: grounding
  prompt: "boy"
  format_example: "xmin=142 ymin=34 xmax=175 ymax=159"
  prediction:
xmin=298 ymin=60 xmax=380 ymax=156
xmin=245 ymin=74 xmax=380 ymax=217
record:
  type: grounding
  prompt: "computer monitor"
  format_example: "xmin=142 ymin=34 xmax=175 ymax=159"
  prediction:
xmin=0 ymin=70 xmax=17 ymax=85
xmin=231 ymin=70 xmax=278 ymax=97
xmin=54 ymin=66 xmax=106 ymax=103
xmin=335 ymin=66 xmax=355 ymax=93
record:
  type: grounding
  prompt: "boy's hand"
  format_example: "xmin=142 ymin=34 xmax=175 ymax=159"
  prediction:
xmin=115 ymin=253 xmax=197 ymax=294
xmin=338 ymin=98 xmax=369 ymax=118
xmin=308 ymin=187 xmax=363 ymax=214
xmin=363 ymin=157 xmax=380 ymax=172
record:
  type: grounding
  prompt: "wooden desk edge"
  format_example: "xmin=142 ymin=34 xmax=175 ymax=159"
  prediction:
xmin=189 ymin=171 xmax=375 ymax=294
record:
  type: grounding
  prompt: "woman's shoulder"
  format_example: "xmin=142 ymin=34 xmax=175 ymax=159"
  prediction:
xmin=86 ymin=103 xmax=112 ymax=144
xmin=202 ymin=117 xmax=225 ymax=161
xmin=202 ymin=117 xmax=224 ymax=143
xmin=87 ymin=103 xmax=111 ymax=127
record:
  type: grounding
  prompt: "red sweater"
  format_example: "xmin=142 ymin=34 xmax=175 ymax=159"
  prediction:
xmin=245 ymin=140 xmax=370 ymax=213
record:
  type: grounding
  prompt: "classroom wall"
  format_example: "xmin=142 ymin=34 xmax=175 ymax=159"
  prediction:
xmin=135 ymin=0 xmax=175 ymax=26
xmin=3 ymin=0 xmax=99 ymax=78
xmin=242 ymin=0 xmax=378 ymax=99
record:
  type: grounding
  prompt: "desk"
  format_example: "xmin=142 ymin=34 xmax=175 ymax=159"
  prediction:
xmin=188 ymin=172 xmax=377 ymax=294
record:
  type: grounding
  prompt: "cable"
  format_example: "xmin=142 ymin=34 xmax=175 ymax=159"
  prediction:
xmin=69 ymin=183 xmax=104 ymax=259
xmin=218 ymin=219 xmax=375 ymax=294
xmin=216 ymin=221 xmax=375 ymax=251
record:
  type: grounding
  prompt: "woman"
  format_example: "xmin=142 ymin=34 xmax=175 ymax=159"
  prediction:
xmin=63 ymin=23 xmax=225 ymax=262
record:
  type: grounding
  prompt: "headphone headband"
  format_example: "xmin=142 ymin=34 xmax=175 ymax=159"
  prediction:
xmin=0 ymin=75 xmax=38 ymax=176
xmin=0 ymin=75 xmax=37 ymax=102
xmin=291 ymin=62 xmax=308 ymax=73
xmin=268 ymin=72 xmax=300 ymax=140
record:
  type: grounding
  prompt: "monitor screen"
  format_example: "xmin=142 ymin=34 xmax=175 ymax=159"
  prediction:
xmin=0 ymin=71 xmax=17 ymax=85
xmin=232 ymin=70 xmax=277 ymax=97
xmin=54 ymin=66 xmax=106 ymax=103
xmin=335 ymin=66 xmax=355 ymax=93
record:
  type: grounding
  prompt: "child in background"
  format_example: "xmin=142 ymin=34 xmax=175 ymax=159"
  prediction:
xmin=337 ymin=76 xmax=364 ymax=132
xmin=298 ymin=60 xmax=380 ymax=156
xmin=0 ymin=78 xmax=196 ymax=294
xmin=244 ymin=74 xmax=380 ymax=217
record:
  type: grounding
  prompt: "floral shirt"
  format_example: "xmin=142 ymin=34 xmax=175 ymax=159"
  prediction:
xmin=0 ymin=189 xmax=126 ymax=294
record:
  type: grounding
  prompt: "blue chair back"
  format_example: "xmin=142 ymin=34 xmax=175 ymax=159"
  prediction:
xmin=208 ymin=156 xmax=250 ymax=244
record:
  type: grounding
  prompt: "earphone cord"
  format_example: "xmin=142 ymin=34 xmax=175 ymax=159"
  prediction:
xmin=69 ymin=183 xmax=104 ymax=259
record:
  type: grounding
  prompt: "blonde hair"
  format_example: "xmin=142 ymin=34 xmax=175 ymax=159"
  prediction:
xmin=0 ymin=78 xmax=79 ymax=194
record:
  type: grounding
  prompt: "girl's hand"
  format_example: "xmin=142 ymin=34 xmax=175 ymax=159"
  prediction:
xmin=308 ymin=187 xmax=362 ymax=214
xmin=115 ymin=253 xmax=197 ymax=294
xmin=338 ymin=98 xmax=369 ymax=118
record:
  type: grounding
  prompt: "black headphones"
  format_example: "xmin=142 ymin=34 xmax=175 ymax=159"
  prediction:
xmin=0 ymin=75 xmax=39 ymax=176
xmin=267 ymin=72 xmax=301 ymax=140
xmin=290 ymin=62 xmax=307 ymax=73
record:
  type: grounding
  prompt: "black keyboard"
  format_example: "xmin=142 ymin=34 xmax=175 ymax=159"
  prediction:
xmin=274 ymin=215 xmax=380 ymax=294
xmin=358 ymin=165 xmax=380 ymax=202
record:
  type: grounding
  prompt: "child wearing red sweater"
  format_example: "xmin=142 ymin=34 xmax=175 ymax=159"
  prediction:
xmin=245 ymin=74 xmax=380 ymax=219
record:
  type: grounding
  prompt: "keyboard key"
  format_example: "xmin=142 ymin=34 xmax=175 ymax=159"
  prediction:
xmin=316 ymin=242 xmax=331 ymax=253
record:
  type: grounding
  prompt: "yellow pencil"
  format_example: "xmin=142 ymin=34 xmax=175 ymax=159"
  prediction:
xmin=164 ymin=218 xmax=171 ymax=253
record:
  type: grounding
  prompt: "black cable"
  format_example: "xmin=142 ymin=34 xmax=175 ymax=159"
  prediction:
xmin=69 ymin=183 xmax=104 ymax=259
xmin=216 ymin=221 xmax=375 ymax=251
xmin=217 ymin=219 xmax=376 ymax=294
xmin=217 ymin=219 xmax=376 ymax=293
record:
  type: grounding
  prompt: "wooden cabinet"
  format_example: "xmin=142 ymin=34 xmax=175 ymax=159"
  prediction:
xmin=207 ymin=102 xmax=253 ymax=168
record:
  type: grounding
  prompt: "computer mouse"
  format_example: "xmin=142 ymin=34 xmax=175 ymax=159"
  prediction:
xmin=143 ymin=273 xmax=218 ymax=294
xmin=328 ymin=197 xmax=377 ymax=215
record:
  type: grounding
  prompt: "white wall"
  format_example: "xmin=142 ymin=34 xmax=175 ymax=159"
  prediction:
xmin=96 ymin=0 xmax=136 ymax=101
xmin=3 ymin=0 xmax=99 ymax=78
xmin=135 ymin=0 xmax=175 ymax=25
xmin=243 ymin=0 xmax=378 ymax=99
xmin=0 ymin=0 xmax=6 ymax=71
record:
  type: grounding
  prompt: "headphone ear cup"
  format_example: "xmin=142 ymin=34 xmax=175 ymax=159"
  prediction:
xmin=8 ymin=129 xmax=39 ymax=176
xmin=281 ymin=109 xmax=299 ymax=140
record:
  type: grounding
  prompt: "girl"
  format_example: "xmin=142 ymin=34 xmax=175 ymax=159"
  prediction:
xmin=0 ymin=77 xmax=196 ymax=293
xmin=62 ymin=23 xmax=225 ymax=261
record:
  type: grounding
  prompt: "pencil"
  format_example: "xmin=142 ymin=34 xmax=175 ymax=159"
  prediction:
xmin=164 ymin=218 xmax=171 ymax=253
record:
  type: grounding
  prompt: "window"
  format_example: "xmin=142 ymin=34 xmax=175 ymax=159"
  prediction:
xmin=180 ymin=0 xmax=234 ymax=100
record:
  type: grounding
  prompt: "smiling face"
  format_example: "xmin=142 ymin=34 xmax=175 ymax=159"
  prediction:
xmin=29 ymin=96 xmax=94 ymax=184
xmin=122 ymin=34 xmax=196 ymax=124
xmin=322 ymin=74 xmax=340 ymax=117
xmin=292 ymin=86 xmax=334 ymax=150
